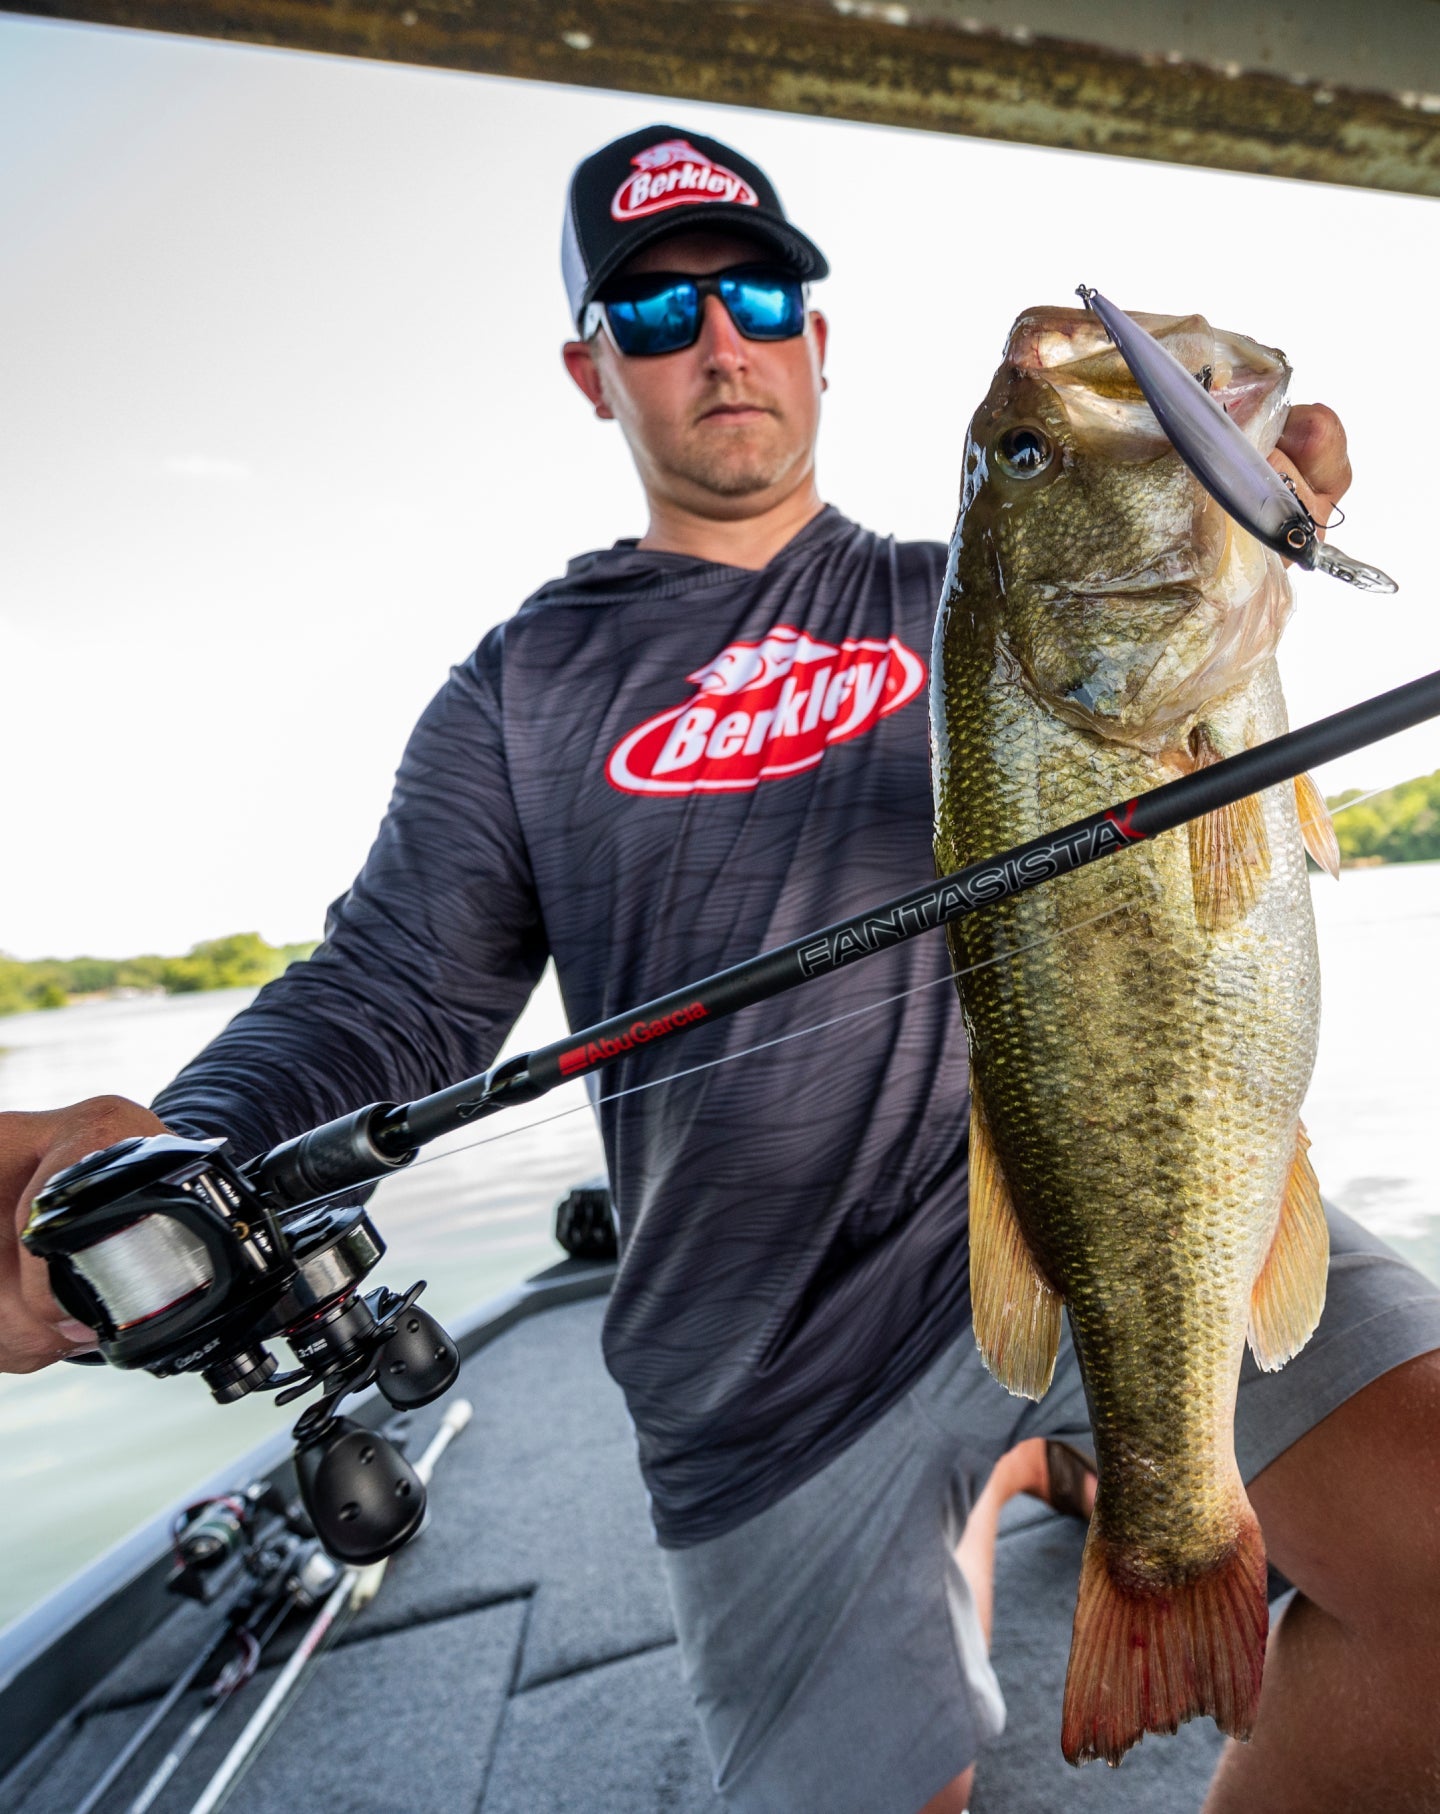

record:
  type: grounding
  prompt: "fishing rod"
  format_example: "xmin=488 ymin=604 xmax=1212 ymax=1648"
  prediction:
xmin=70 ymin=1474 xmax=327 ymax=1814
xmin=271 ymin=662 xmax=1440 ymax=1155
xmin=185 ymin=1399 xmax=472 ymax=1814
xmin=22 ymin=665 xmax=1440 ymax=1566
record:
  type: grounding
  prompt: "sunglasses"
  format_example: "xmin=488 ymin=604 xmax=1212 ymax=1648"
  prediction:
xmin=582 ymin=265 xmax=807 ymax=358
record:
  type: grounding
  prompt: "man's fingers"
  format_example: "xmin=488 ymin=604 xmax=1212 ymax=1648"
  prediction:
xmin=13 ymin=1156 xmax=89 ymax=1333
xmin=0 ymin=1228 xmax=90 ymax=1371
xmin=0 ymin=1111 xmax=71 ymax=1351
xmin=1274 ymin=401 xmax=1352 ymax=514
xmin=1269 ymin=448 xmax=1329 ymax=530
xmin=0 ymin=1097 xmax=168 ymax=1372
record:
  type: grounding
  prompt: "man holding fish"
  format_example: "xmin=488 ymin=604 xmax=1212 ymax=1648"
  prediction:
xmin=3 ymin=124 xmax=1439 ymax=1812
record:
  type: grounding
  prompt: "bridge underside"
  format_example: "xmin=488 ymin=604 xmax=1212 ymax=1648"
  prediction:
xmin=9 ymin=0 xmax=1440 ymax=197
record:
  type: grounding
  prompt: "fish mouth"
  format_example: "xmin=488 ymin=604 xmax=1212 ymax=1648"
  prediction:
xmin=1004 ymin=305 xmax=1290 ymax=453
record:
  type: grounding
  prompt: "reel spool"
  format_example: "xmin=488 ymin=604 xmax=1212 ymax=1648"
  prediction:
xmin=25 ymin=1134 xmax=460 ymax=1564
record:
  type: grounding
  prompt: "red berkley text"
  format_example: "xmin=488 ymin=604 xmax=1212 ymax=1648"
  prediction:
xmin=607 ymin=623 xmax=926 ymax=796
xmin=557 ymin=1001 xmax=710 ymax=1076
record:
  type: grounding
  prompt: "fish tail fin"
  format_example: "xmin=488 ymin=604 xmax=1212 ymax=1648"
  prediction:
xmin=1061 ymin=1507 xmax=1268 ymax=1767
xmin=1294 ymin=772 xmax=1341 ymax=879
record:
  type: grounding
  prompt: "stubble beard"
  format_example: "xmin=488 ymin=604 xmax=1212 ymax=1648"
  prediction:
xmin=670 ymin=416 xmax=804 ymax=501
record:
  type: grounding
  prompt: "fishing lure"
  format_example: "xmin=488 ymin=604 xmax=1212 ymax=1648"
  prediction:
xmin=1078 ymin=286 xmax=1397 ymax=594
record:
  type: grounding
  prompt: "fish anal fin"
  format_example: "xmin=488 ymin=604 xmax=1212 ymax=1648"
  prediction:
xmin=1295 ymin=772 xmax=1341 ymax=879
xmin=1249 ymin=1121 xmax=1329 ymax=1372
xmin=1061 ymin=1507 xmax=1268 ymax=1767
xmin=969 ymin=1083 xmax=1061 ymax=1401
xmin=1188 ymin=724 xmax=1271 ymax=931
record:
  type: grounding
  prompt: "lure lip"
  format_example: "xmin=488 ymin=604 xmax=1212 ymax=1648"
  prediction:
xmin=1077 ymin=286 xmax=1397 ymax=596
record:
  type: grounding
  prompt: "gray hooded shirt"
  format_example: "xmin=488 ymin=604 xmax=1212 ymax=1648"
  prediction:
xmin=156 ymin=507 xmax=974 ymax=1546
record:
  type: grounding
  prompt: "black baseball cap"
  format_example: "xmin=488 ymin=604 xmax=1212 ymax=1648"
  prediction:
xmin=561 ymin=124 xmax=829 ymax=329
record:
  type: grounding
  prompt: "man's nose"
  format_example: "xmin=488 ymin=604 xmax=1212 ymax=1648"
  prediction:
xmin=697 ymin=293 xmax=748 ymax=373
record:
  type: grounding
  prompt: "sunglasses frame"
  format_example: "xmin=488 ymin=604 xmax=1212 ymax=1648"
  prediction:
xmin=580 ymin=264 xmax=809 ymax=357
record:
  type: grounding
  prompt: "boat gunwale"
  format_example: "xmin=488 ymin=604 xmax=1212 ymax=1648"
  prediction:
xmin=0 ymin=1257 xmax=616 ymax=1790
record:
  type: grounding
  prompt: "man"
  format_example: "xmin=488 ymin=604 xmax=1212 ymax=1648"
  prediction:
xmin=4 ymin=125 xmax=1439 ymax=1812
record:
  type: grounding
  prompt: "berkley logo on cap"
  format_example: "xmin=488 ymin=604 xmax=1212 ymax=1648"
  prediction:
xmin=611 ymin=137 xmax=760 ymax=223
xmin=607 ymin=623 xmax=926 ymax=796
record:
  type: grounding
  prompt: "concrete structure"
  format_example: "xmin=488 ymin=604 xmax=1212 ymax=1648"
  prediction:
xmin=9 ymin=0 xmax=1440 ymax=195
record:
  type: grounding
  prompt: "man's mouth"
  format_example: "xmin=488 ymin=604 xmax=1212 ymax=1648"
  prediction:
xmin=698 ymin=402 xmax=773 ymax=424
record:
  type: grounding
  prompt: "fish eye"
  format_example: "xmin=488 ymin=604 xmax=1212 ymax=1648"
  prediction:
xmin=995 ymin=425 xmax=1054 ymax=480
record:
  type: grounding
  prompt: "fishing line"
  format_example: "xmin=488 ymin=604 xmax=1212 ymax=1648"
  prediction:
xmin=270 ymin=765 xmax=1426 ymax=1218
xmin=391 ymin=779 xmax=1405 ymax=1177
xmin=266 ymin=899 xmax=1133 ymax=1224
xmin=343 ymin=901 xmax=1137 ymax=1186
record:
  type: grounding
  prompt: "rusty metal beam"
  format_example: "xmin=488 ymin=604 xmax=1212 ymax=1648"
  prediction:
xmin=8 ymin=0 xmax=1440 ymax=197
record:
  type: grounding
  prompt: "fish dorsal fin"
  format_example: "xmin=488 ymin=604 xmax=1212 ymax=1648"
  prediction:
xmin=1294 ymin=771 xmax=1341 ymax=879
xmin=969 ymin=1081 xmax=1062 ymax=1400
xmin=1248 ymin=1121 xmax=1329 ymax=1372
xmin=1188 ymin=724 xmax=1271 ymax=930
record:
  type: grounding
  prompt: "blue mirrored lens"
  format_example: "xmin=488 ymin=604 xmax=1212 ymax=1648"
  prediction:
xmin=718 ymin=274 xmax=805 ymax=340
xmin=604 ymin=283 xmax=700 ymax=356
xmin=602 ymin=269 xmax=806 ymax=356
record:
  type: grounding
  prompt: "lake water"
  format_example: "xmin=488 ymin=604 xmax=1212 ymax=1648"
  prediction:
xmin=1 ymin=866 xmax=1438 ymax=1632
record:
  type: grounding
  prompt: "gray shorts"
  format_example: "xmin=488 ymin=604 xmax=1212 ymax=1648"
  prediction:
xmin=661 ymin=1204 xmax=1440 ymax=1814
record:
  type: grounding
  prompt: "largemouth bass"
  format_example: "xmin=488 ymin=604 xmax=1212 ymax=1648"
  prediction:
xmin=932 ymin=305 xmax=1339 ymax=1765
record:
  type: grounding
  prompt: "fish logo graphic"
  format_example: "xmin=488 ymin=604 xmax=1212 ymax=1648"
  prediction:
xmin=607 ymin=623 xmax=926 ymax=796
xmin=611 ymin=138 xmax=760 ymax=222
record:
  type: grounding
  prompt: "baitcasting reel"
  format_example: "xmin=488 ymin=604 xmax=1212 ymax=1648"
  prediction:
xmin=24 ymin=1129 xmax=459 ymax=1566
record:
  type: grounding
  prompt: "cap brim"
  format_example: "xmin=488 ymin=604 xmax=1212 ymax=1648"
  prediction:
xmin=579 ymin=209 xmax=829 ymax=320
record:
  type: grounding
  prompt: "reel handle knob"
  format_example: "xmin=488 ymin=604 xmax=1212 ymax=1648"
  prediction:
xmin=295 ymin=1418 xmax=426 ymax=1565
xmin=376 ymin=1304 xmax=460 ymax=1410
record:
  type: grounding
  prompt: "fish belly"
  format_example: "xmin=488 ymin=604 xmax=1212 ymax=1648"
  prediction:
xmin=936 ymin=656 xmax=1321 ymax=1763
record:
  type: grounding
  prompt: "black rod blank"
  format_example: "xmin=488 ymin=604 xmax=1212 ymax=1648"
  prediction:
xmin=256 ymin=665 xmax=1440 ymax=1207
xmin=377 ymin=666 xmax=1440 ymax=1154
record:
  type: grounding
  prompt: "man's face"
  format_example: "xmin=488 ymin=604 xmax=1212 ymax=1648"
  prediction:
xmin=563 ymin=229 xmax=828 ymax=520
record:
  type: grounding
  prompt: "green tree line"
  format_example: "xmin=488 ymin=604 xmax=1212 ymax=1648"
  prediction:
xmin=0 ymin=933 xmax=316 ymax=1018
xmin=1329 ymin=770 xmax=1440 ymax=866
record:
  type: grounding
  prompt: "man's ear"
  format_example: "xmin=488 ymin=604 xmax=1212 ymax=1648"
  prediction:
xmin=808 ymin=310 xmax=829 ymax=391
xmin=562 ymin=339 xmax=614 ymax=420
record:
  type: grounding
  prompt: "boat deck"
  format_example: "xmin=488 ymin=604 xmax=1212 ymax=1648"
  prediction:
xmin=6 ymin=1287 xmax=1234 ymax=1813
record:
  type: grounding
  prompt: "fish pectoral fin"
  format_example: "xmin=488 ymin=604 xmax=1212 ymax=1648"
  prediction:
xmin=1248 ymin=1121 xmax=1330 ymax=1372
xmin=969 ymin=1082 xmax=1062 ymax=1401
xmin=1295 ymin=771 xmax=1341 ymax=879
xmin=1187 ymin=724 xmax=1271 ymax=930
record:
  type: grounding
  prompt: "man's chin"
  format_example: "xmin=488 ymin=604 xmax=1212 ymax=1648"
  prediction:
xmin=680 ymin=451 xmax=797 ymax=501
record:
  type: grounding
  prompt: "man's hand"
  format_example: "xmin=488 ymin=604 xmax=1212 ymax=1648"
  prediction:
xmin=1271 ymin=402 xmax=1352 ymax=532
xmin=0 ymin=1097 xmax=168 ymax=1373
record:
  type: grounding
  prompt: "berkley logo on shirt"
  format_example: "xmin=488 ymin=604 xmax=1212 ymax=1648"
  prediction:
xmin=611 ymin=138 xmax=760 ymax=222
xmin=606 ymin=624 xmax=926 ymax=796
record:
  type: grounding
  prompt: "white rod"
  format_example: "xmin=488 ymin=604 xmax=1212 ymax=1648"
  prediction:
xmin=187 ymin=1399 xmax=473 ymax=1814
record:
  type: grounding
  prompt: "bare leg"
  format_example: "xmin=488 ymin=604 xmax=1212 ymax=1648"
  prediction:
xmin=1203 ymin=1349 xmax=1440 ymax=1814
xmin=917 ymin=1766 xmax=975 ymax=1812
xmin=926 ymin=1441 xmax=1096 ymax=1813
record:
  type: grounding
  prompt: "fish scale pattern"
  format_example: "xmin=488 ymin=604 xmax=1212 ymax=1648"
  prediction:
xmin=934 ymin=303 xmax=1324 ymax=1761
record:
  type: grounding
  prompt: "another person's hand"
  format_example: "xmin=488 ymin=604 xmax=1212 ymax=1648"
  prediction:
xmin=0 ymin=1097 xmax=167 ymax=1373
xmin=1271 ymin=401 xmax=1352 ymax=532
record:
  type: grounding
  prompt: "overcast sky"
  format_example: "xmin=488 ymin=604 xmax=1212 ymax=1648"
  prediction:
xmin=2 ymin=17 xmax=1437 ymax=960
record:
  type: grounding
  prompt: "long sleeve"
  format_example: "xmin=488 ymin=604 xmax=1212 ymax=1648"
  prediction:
xmin=152 ymin=630 xmax=548 ymax=1161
